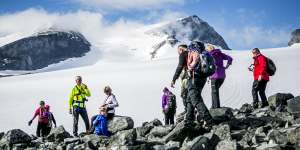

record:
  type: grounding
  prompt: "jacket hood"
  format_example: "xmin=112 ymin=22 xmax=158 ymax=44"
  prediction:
xmin=209 ymin=49 xmax=221 ymax=56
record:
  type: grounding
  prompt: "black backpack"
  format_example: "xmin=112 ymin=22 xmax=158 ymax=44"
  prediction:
xmin=165 ymin=93 xmax=177 ymax=114
xmin=265 ymin=57 xmax=276 ymax=76
xmin=194 ymin=51 xmax=216 ymax=77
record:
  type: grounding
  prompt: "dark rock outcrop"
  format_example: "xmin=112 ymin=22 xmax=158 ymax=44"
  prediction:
xmin=288 ymin=29 xmax=300 ymax=46
xmin=146 ymin=15 xmax=230 ymax=50
xmin=0 ymin=30 xmax=91 ymax=70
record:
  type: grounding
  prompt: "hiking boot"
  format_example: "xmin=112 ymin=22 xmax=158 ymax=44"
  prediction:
xmin=253 ymin=102 xmax=259 ymax=109
xmin=261 ymin=101 xmax=269 ymax=108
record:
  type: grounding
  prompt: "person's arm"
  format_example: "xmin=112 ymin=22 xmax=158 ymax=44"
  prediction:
xmin=189 ymin=52 xmax=199 ymax=70
xmin=162 ymin=94 xmax=167 ymax=110
xmin=82 ymin=84 xmax=91 ymax=97
xmin=69 ymin=88 xmax=74 ymax=112
xmin=51 ymin=113 xmax=57 ymax=127
xmin=107 ymin=95 xmax=119 ymax=108
xmin=28 ymin=109 xmax=39 ymax=126
xmin=172 ymin=53 xmax=186 ymax=83
xmin=258 ymin=56 xmax=267 ymax=79
xmin=222 ymin=52 xmax=233 ymax=68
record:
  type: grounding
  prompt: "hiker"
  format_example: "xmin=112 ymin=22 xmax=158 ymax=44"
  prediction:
xmin=206 ymin=45 xmax=233 ymax=108
xmin=92 ymin=107 xmax=110 ymax=136
xmin=90 ymin=86 xmax=118 ymax=133
xmin=162 ymin=87 xmax=177 ymax=125
xmin=249 ymin=48 xmax=270 ymax=108
xmin=44 ymin=105 xmax=57 ymax=134
xmin=69 ymin=76 xmax=91 ymax=137
xmin=185 ymin=41 xmax=214 ymax=128
xmin=28 ymin=101 xmax=56 ymax=137
xmin=171 ymin=44 xmax=189 ymax=112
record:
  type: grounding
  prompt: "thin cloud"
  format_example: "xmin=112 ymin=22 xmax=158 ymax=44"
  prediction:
xmin=74 ymin=0 xmax=185 ymax=11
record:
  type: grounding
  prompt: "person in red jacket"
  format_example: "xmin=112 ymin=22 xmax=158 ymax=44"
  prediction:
xmin=250 ymin=48 xmax=269 ymax=108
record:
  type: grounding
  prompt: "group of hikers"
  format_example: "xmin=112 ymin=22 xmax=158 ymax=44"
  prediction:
xmin=28 ymin=41 xmax=275 ymax=137
xmin=161 ymin=41 xmax=275 ymax=128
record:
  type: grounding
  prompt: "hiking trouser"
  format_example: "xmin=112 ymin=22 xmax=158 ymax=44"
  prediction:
xmin=252 ymin=80 xmax=268 ymax=104
xmin=36 ymin=122 xmax=49 ymax=137
xmin=164 ymin=112 xmax=175 ymax=125
xmin=181 ymin=78 xmax=188 ymax=112
xmin=73 ymin=107 xmax=90 ymax=135
xmin=211 ymin=78 xmax=225 ymax=108
xmin=185 ymin=77 xmax=213 ymax=124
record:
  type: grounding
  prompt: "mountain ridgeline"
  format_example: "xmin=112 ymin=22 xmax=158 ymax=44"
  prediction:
xmin=0 ymin=30 xmax=91 ymax=70
xmin=288 ymin=29 xmax=300 ymax=46
xmin=146 ymin=15 xmax=230 ymax=50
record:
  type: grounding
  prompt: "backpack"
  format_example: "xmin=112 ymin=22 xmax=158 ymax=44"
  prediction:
xmin=192 ymin=50 xmax=216 ymax=77
xmin=265 ymin=57 xmax=276 ymax=76
xmin=165 ymin=92 xmax=177 ymax=114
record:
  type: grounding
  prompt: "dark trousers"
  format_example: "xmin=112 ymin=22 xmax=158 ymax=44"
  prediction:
xmin=252 ymin=80 xmax=268 ymax=104
xmin=164 ymin=112 xmax=175 ymax=125
xmin=36 ymin=122 xmax=50 ymax=137
xmin=211 ymin=79 xmax=225 ymax=108
xmin=73 ymin=107 xmax=90 ymax=135
xmin=185 ymin=77 xmax=213 ymax=124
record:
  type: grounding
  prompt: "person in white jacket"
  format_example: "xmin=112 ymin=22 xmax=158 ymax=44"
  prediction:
xmin=102 ymin=86 xmax=119 ymax=120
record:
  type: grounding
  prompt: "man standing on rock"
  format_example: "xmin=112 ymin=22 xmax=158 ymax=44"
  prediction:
xmin=171 ymin=44 xmax=189 ymax=112
xmin=249 ymin=48 xmax=270 ymax=109
xmin=69 ymin=76 xmax=91 ymax=137
xmin=185 ymin=41 xmax=214 ymax=128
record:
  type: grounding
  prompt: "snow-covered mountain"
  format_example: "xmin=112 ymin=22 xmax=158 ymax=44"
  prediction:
xmin=288 ymin=28 xmax=300 ymax=46
xmin=0 ymin=29 xmax=90 ymax=70
xmin=146 ymin=15 xmax=230 ymax=50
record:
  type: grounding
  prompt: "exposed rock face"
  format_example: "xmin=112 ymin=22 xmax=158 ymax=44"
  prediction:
xmin=2 ymin=94 xmax=300 ymax=149
xmin=288 ymin=29 xmax=300 ymax=46
xmin=146 ymin=15 xmax=230 ymax=50
xmin=0 ymin=30 xmax=91 ymax=70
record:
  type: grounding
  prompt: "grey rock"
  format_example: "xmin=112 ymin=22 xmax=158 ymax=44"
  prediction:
xmin=64 ymin=137 xmax=80 ymax=145
xmin=213 ymin=124 xmax=231 ymax=141
xmin=255 ymin=143 xmax=281 ymax=150
xmin=163 ymin=122 xmax=189 ymax=143
xmin=268 ymin=93 xmax=294 ymax=109
xmin=267 ymin=129 xmax=288 ymax=145
xmin=111 ymin=129 xmax=137 ymax=146
xmin=12 ymin=143 xmax=28 ymax=150
xmin=82 ymin=134 xmax=110 ymax=148
xmin=216 ymin=140 xmax=238 ymax=150
xmin=148 ymin=126 xmax=174 ymax=138
xmin=180 ymin=136 xmax=212 ymax=150
xmin=288 ymin=28 xmax=300 ymax=46
xmin=0 ymin=132 xmax=4 ymax=140
xmin=176 ymin=112 xmax=185 ymax=124
xmin=0 ymin=129 xmax=31 ymax=149
xmin=146 ymin=15 xmax=230 ymax=50
xmin=144 ymin=119 xmax=163 ymax=127
xmin=209 ymin=107 xmax=234 ymax=123
xmin=239 ymin=103 xmax=254 ymax=114
xmin=203 ymin=132 xmax=220 ymax=149
xmin=108 ymin=116 xmax=134 ymax=134
xmin=38 ymin=142 xmax=57 ymax=150
xmin=73 ymin=143 xmax=91 ymax=150
xmin=286 ymin=126 xmax=300 ymax=144
xmin=287 ymin=96 xmax=300 ymax=118
xmin=47 ymin=125 xmax=71 ymax=143
xmin=0 ymin=30 xmax=91 ymax=70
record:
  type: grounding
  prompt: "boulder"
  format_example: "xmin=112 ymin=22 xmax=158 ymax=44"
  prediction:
xmin=239 ymin=103 xmax=254 ymax=114
xmin=153 ymin=141 xmax=180 ymax=150
xmin=176 ymin=112 xmax=185 ymax=123
xmin=212 ymin=124 xmax=231 ymax=140
xmin=255 ymin=143 xmax=281 ymax=150
xmin=286 ymin=126 xmax=300 ymax=144
xmin=108 ymin=116 xmax=134 ymax=134
xmin=163 ymin=122 xmax=190 ymax=143
xmin=0 ymin=129 xmax=31 ymax=149
xmin=0 ymin=132 xmax=4 ymax=140
xmin=46 ymin=125 xmax=71 ymax=143
xmin=267 ymin=129 xmax=288 ymax=145
xmin=203 ymin=132 xmax=220 ymax=149
xmin=210 ymin=107 xmax=234 ymax=123
xmin=251 ymin=126 xmax=271 ymax=144
xmin=148 ymin=126 xmax=174 ymax=138
xmin=73 ymin=143 xmax=91 ymax=150
xmin=287 ymin=96 xmax=300 ymax=118
xmin=268 ymin=93 xmax=294 ymax=108
xmin=180 ymin=136 xmax=212 ymax=150
xmin=38 ymin=142 xmax=57 ymax=150
xmin=63 ymin=137 xmax=80 ymax=145
xmin=216 ymin=140 xmax=239 ymax=150
xmin=111 ymin=129 xmax=137 ymax=146
xmin=81 ymin=134 xmax=110 ymax=148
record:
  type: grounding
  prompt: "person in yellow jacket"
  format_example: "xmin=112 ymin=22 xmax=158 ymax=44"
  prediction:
xmin=69 ymin=76 xmax=91 ymax=137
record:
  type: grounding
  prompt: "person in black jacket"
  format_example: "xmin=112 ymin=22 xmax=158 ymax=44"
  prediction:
xmin=171 ymin=44 xmax=189 ymax=112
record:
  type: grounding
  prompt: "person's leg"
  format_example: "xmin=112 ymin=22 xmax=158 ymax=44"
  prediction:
xmin=36 ymin=122 xmax=42 ymax=137
xmin=252 ymin=80 xmax=259 ymax=108
xmin=164 ymin=113 xmax=169 ymax=125
xmin=90 ymin=115 xmax=97 ymax=133
xmin=258 ymin=80 xmax=269 ymax=107
xmin=170 ymin=113 xmax=175 ymax=125
xmin=181 ymin=79 xmax=188 ymax=112
xmin=79 ymin=108 xmax=90 ymax=133
xmin=41 ymin=123 xmax=48 ymax=137
xmin=185 ymin=79 xmax=196 ymax=125
xmin=190 ymin=78 xmax=213 ymax=124
xmin=215 ymin=79 xmax=225 ymax=108
xmin=211 ymin=79 xmax=218 ymax=109
xmin=73 ymin=108 xmax=80 ymax=136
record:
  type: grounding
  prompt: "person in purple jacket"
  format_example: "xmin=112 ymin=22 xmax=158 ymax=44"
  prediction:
xmin=207 ymin=45 xmax=233 ymax=108
xmin=162 ymin=87 xmax=176 ymax=125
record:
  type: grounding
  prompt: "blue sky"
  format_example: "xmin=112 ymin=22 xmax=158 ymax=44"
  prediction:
xmin=0 ymin=0 xmax=300 ymax=49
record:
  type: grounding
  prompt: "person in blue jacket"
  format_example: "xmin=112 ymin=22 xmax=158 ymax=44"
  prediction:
xmin=93 ymin=107 xmax=110 ymax=136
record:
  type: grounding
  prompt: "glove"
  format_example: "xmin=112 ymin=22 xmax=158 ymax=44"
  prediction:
xmin=69 ymin=109 xmax=72 ymax=114
xmin=28 ymin=120 xmax=32 ymax=126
